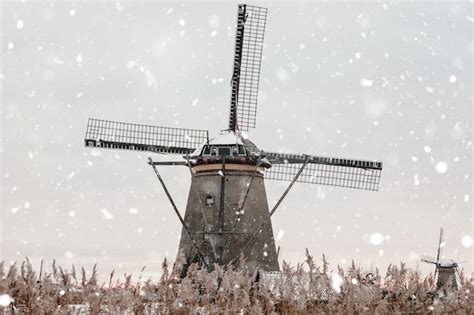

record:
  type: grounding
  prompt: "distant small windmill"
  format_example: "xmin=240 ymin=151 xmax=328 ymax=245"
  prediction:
xmin=84 ymin=4 xmax=383 ymax=275
xmin=421 ymin=228 xmax=460 ymax=290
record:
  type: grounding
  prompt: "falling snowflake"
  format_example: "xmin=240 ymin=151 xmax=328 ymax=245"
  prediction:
xmin=369 ymin=233 xmax=384 ymax=245
xmin=461 ymin=235 xmax=472 ymax=248
xmin=435 ymin=161 xmax=448 ymax=174
xmin=100 ymin=209 xmax=114 ymax=220
xmin=330 ymin=273 xmax=343 ymax=293
xmin=360 ymin=78 xmax=373 ymax=87
xmin=0 ymin=294 xmax=12 ymax=307
xmin=276 ymin=229 xmax=285 ymax=240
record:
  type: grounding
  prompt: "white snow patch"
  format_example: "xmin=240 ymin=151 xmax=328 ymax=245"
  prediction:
xmin=192 ymin=98 xmax=198 ymax=107
xmin=369 ymin=233 xmax=384 ymax=246
xmin=76 ymin=54 xmax=83 ymax=63
xmin=179 ymin=19 xmax=185 ymax=26
xmin=64 ymin=251 xmax=74 ymax=258
xmin=425 ymin=86 xmax=434 ymax=93
xmin=76 ymin=92 xmax=83 ymax=98
xmin=17 ymin=19 xmax=24 ymax=29
xmin=69 ymin=9 xmax=76 ymax=16
xmin=129 ymin=208 xmax=139 ymax=215
xmin=464 ymin=194 xmax=470 ymax=203
xmin=0 ymin=294 xmax=12 ymax=307
xmin=355 ymin=52 xmax=361 ymax=59
xmin=69 ymin=211 xmax=75 ymax=217
xmin=351 ymin=278 xmax=358 ymax=285
xmin=11 ymin=207 xmax=19 ymax=214
xmin=100 ymin=209 xmax=114 ymax=220
xmin=449 ymin=75 xmax=457 ymax=83
xmin=360 ymin=78 xmax=373 ymax=87
xmin=8 ymin=42 xmax=14 ymax=49
xmin=87 ymin=161 xmax=93 ymax=166
xmin=461 ymin=235 xmax=472 ymax=248
xmin=435 ymin=161 xmax=448 ymax=174
xmin=423 ymin=146 xmax=431 ymax=153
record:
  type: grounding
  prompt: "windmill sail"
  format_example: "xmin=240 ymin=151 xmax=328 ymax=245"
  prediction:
xmin=229 ymin=4 xmax=267 ymax=132
xmin=436 ymin=228 xmax=444 ymax=262
xmin=421 ymin=255 xmax=437 ymax=264
xmin=84 ymin=118 xmax=208 ymax=154
xmin=264 ymin=152 xmax=383 ymax=191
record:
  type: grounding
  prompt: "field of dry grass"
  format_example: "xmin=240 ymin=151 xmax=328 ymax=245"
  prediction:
xmin=0 ymin=252 xmax=472 ymax=314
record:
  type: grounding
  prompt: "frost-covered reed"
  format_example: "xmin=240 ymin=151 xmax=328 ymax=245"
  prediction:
xmin=0 ymin=252 xmax=472 ymax=314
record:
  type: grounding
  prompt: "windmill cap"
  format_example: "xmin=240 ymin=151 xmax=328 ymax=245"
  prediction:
xmin=438 ymin=258 xmax=457 ymax=268
xmin=208 ymin=130 xmax=244 ymax=145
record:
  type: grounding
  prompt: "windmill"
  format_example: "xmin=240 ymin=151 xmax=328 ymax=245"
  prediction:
xmin=84 ymin=4 xmax=383 ymax=275
xmin=421 ymin=228 xmax=461 ymax=290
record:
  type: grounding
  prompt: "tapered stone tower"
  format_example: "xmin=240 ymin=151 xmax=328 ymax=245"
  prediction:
xmin=176 ymin=135 xmax=279 ymax=273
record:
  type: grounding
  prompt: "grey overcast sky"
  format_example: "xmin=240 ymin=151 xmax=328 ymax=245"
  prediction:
xmin=1 ymin=1 xmax=472 ymax=279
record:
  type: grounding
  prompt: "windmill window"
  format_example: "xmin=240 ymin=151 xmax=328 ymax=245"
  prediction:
xmin=210 ymin=147 xmax=217 ymax=156
xmin=238 ymin=145 xmax=246 ymax=155
xmin=232 ymin=146 xmax=239 ymax=156
xmin=203 ymin=146 xmax=210 ymax=155
xmin=206 ymin=194 xmax=215 ymax=207
xmin=218 ymin=147 xmax=231 ymax=156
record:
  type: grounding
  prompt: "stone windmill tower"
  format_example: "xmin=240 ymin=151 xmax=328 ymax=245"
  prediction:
xmin=84 ymin=4 xmax=383 ymax=275
xmin=422 ymin=228 xmax=462 ymax=290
